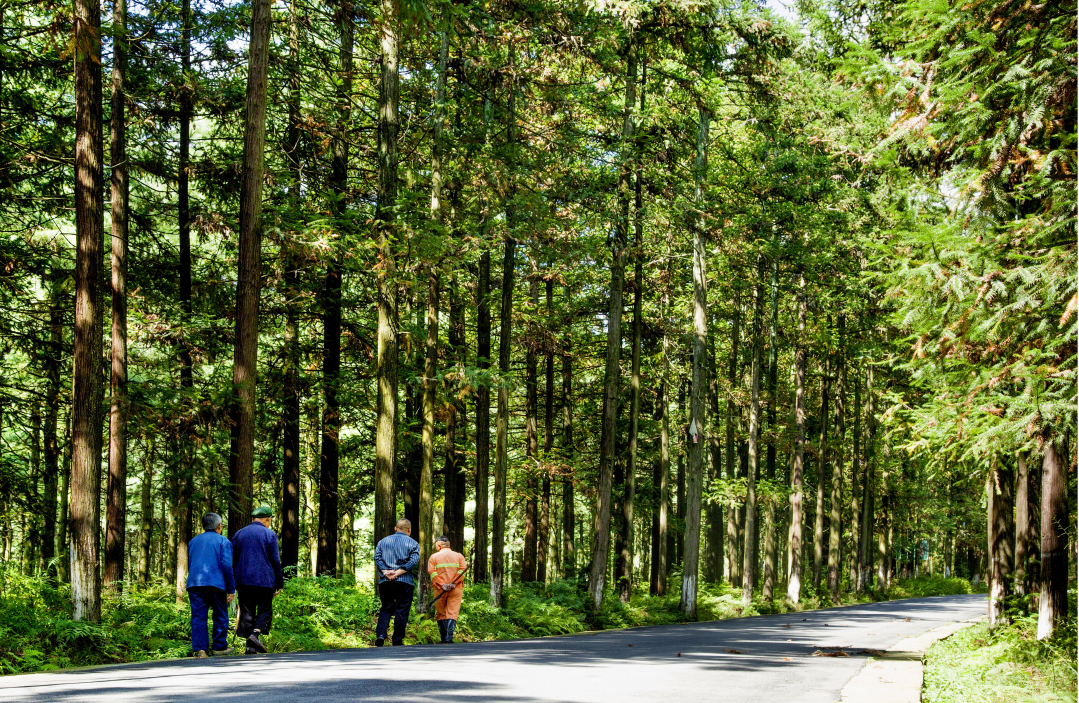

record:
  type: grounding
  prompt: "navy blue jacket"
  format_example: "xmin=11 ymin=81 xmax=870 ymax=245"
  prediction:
xmin=231 ymin=521 xmax=285 ymax=590
xmin=186 ymin=530 xmax=236 ymax=593
xmin=374 ymin=531 xmax=420 ymax=586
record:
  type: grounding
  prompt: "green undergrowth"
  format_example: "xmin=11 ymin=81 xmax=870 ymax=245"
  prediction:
xmin=922 ymin=596 xmax=1077 ymax=703
xmin=0 ymin=567 xmax=992 ymax=675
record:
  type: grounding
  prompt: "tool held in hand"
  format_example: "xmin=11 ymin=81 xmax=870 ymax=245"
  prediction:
xmin=427 ymin=573 xmax=464 ymax=614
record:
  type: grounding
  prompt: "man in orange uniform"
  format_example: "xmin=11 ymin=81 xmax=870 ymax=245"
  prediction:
xmin=427 ymin=536 xmax=467 ymax=643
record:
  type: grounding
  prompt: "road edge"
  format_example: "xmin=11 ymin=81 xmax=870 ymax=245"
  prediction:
xmin=837 ymin=613 xmax=989 ymax=703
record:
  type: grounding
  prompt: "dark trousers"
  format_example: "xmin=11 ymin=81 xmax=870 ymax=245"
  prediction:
xmin=236 ymin=585 xmax=274 ymax=638
xmin=376 ymin=581 xmax=415 ymax=644
xmin=189 ymin=586 xmax=230 ymax=653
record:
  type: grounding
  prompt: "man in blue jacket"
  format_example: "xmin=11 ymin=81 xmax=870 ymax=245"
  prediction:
xmin=187 ymin=512 xmax=236 ymax=658
xmin=373 ymin=518 xmax=420 ymax=646
xmin=231 ymin=505 xmax=285 ymax=654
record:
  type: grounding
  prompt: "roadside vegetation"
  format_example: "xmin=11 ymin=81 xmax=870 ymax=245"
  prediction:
xmin=922 ymin=595 xmax=1077 ymax=703
xmin=0 ymin=570 xmax=986 ymax=675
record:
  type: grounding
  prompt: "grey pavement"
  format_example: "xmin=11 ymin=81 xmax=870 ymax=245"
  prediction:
xmin=0 ymin=594 xmax=987 ymax=703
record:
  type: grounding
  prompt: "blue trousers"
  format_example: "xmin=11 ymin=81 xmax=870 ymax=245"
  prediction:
xmin=189 ymin=586 xmax=230 ymax=653
xmin=376 ymin=581 xmax=414 ymax=643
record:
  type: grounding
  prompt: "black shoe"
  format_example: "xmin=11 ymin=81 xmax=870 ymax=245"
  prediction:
xmin=374 ymin=638 xmax=385 ymax=647
xmin=437 ymin=620 xmax=448 ymax=642
xmin=391 ymin=638 xmax=404 ymax=646
xmin=247 ymin=629 xmax=268 ymax=654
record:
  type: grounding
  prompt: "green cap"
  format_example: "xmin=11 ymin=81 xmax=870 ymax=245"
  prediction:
xmin=252 ymin=505 xmax=274 ymax=518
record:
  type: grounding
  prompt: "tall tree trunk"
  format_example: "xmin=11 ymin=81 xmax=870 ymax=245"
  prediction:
xmin=812 ymin=360 xmax=830 ymax=595
xmin=59 ymin=412 xmax=71 ymax=582
xmin=705 ymin=329 xmax=723 ymax=584
xmin=71 ymin=0 xmax=104 ymax=620
xmin=417 ymin=271 xmax=438 ymax=609
xmin=1013 ymin=451 xmax=1034 ymax=598
xmin=475 ymin=247 xmax=491 ymax=581
xmin=104 ymin=0 xmax=129 ymax=592
xmin=317 ymin=0 xmax=353 ymax=576
xmin=741 ymin=254 xmax=764 ymax=607
xmin=682 ymin=106 xmax=708 ymax=618
xmin=725 ymin=293 xmax=742 ymax=588
xmin=785 ymin=274 xmax=807 ymax=603
xmin=490 ymin=41 xmax=518 ymax=605
xmin=652 ymin=262 xmax=671 ymax=597
xmin=1036 ymin=438 xmax=1069 ymax=640
xmin=538 ymin=278 xmax=555 ymax=583
xmin=138 ymin=441 xmax=153 ymax=586
xmin=444 ymin=275 xmax=467 ymax=551
xmin=227 ymin=0 xmax=271 ymax=537
xmin=42 ymin=263 xmax=63 ymax=578
xmin=522 ymin=274 xmax=539 ymax=583
xmin=589 ymin=37 xmax=635 ymax=611
xmin=373 ymin=0 xmax=400 ymax=546
xmin=853 ymin=366 xmax=867 ymax=590
xmin=676 ymin=380 xmax=686 ymax=567
xmin=761 ymin=259 xmax=779 ymax=601
xmin=279 ymin=0 xmax=303 ymax=576
xmin=561 ymin=284 xmax=575 ymax=580
xmin=827 ymin=316 xmax=845 ymax=598
xmin=988 ymin=454 xmax=1014 ymax=627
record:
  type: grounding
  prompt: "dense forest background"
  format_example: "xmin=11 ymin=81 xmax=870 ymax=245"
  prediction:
xmin=0 ymin=0 xmax=1074 ymax=639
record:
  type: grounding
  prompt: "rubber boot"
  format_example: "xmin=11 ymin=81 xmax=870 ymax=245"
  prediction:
xmin=445 ymin=619 xmax=456 ymax=644
xmin=437 ymin=620 xmax=449 ymax=643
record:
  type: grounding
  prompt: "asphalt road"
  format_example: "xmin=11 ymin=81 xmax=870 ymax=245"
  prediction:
xmin=0 ymin=594 xmax=986 ymax=703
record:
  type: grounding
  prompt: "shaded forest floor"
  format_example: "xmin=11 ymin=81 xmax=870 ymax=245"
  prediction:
xmin=0 ymin=568 xmax=987 ymax=675
xmin=923 ymin=601 xmax=1078 ymax=703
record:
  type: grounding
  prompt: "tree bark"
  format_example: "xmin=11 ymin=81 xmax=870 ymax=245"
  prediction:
xmin=444 ymin=274 xmax=467 ymax=552
xmin=475 ymin=247 xmax=491 ymax=582
xmin=1013 ymin=451 xmax=1034 ymax=598
xmin=538 ymin=278 xmax=555 ymax=583
xmin=827 ymin=316 xmax=845 ymax=598
xmin=786 ymin=275 xmax=807 ymax=603
xmin=741 ymin=254 xmax=764 ymax=607
xmin=227 ymin=0 xmax=271 ymax=538
xmin=72 ymin=0 xmax=104 ymax=620
xmin=761 ymin=259 xmax=779 ymax=601
xmin=491 ymin=229 xmax=515 ymax=605
xmin=280 ymin=0 xmax=303 ymax=575
xmin=561 ymin=285 xmax=575 ymax=580
xmin=651 ymin=261 xmax=671 ymax=597
xmin=42 ymin=262 xmax=63 ymax=578
xmin=987 ymin=454 xmax=1014 ymax=627
xmin=1036 ymin=438 xmax=1068 ymax=640
xmin=417 ymin=271 xmax=438 ymax=609
xmin=812 ymin=359 xmax=830 ymax=595
xmin=138 ymin=441 xmax=153 ymax=586
xmin=317 ymin=0 xmax=352 ymax=577
xmin=522 ymin=274 xmax=539 ymax=583
xmin=725 ymin=293 xmax=742 ymax=589
xmin=373 ymin=0 xmax=400 ymax=547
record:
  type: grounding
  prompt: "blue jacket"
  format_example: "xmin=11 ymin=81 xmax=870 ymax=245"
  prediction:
xmin=231 ymin=521 xmax=285 ymax=590
xmin=374 ymin=531 xmax=420 ymax=586
xmin=186 ymin=530 xmax=236 ymax=593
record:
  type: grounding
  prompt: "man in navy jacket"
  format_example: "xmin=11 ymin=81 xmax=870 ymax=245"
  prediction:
xmin=187 ymin=512 xmax=236 ymax=658
xmin=231 ymin=505 xmax=285 ymax=654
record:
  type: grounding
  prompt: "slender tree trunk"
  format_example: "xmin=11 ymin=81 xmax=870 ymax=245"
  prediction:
xmin=676 ymin=381 xmax=686 ymax=567
xmin=103 ymin=0 xmax=129 ymax=592
xmin=475 ymin=247 xmax=491 ymax=581
xmin=812 ymin=360 xmax=830 ymax=595
xmin=491 ymin=199 xmax=516 ymax=605
xmin=761 ymin=260 xmax=779 ymax=601
xmin=59 ymin=413 xmax=71 ymax=582
xmin=705 ymin=328 xmax=723 ymax=584
xmin=227 ymin=0 xmax=271 ymax=537
xmin=417 ymin=271 xmax=438 ymax=609
xmin=538 ymin=278 xmax=555 ymax=583
xmin=137 ymin=441 xmax=153 ymax=587
xmin=652 ymin=266 xmax=671 ymax=597
xmin=279 ymin=0 xmax=303 ymax=577
xmin=561 ymin=285 xmax=575 ymax=580
xmin=317 ymin=0 xmax=352 ymax=576
xmin=1013 ymin=451 xmax=1033 ymax=598
xmin=522 ymin=274 xmax=539 ymax=583
xmin=444 ymin=274 xmax=467 ymax=551
xmin=682 ymin=106 xmax=708 ymax=618
xmin=827 ymin=317 xmax=845 ymax=598
xmin=589 ymin=39 xmax=635 ymax=611
xmin=987 ymin=454 xmax=1015 ymax=627
xmin=71 ymin=0 xmax=104 ymax=620
xmin=42 ymin=264 xmax=63 ymax=578
xmin=1036 ymin=438 xmax=1069 ymax=640
xmin=786 ymin=275 xmax=807 ymax=604
xmin=373 ymin=0 xmax=400 ymax=547
xmin=726 ymin=293 xmax=742 ymax=589
xmin=741 ymin=254 xmax=764 ymax=607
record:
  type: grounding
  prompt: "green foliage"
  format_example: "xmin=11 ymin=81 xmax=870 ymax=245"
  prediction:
xmin=885 ymin=576 xmax=977 ymax=600
xmin=923 ymin=602 xmax=1078 ymax=703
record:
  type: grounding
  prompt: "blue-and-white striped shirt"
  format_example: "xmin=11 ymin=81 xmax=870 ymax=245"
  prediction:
xmin=374 ymin=531 xmax=420 ymax=585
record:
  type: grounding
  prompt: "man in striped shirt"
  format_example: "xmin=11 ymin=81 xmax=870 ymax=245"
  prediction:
xmin=373 ymin=518 xmax=420 ymax=646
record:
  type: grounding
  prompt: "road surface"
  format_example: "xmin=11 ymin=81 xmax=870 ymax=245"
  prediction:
xmin=0 ymin=594 xmax=986 ymax=702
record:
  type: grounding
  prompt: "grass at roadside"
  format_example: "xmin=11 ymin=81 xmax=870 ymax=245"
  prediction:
xmin=0 ymin=567 xmax=987 ymax=675
xmin=922 ymin=599 xmax=1077 ymax=703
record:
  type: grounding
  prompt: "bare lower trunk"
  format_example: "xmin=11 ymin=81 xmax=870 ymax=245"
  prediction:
xmin=827 ymin=317 xmax=845 ymax=598
xmin=561 ymin=292 xmax=575 ymax=579
xmin=491 ymin=231 xmax=515 ymax=605
xmin=987 ymin=454 xmax=1014 ymax=627
xmin=417 ymin=272 xmax=438 ymax=610
xmin=474 ymin=249 xmax=491 ymax=582
xmin=1013 ymin=451 xmax=1035 ymax=598
xmin=1036 ymin=439 xmax=1068 ymax=640
xmin=539 ymin=279 xmax=555 ymax=583
xmin=138 ymin=443 xmax=153 ymax=587
xmin=812 ymin=360 xmax=830 ymax=595
xmin=741 ymin=255 xmax=764 ymax=608
xmin=761 ymin=261 xmax=779 ymax=601
xmin=523 ymin=275 xmax=539 ymax=583
xmin=785 ymin=276 xmax=807 ymax=604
